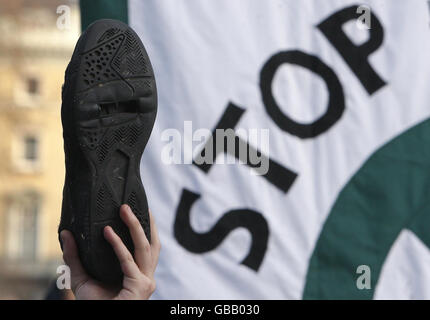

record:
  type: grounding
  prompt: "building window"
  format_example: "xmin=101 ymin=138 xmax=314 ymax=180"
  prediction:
xmin=12 ymin=132 xmax=41 ymax=172
xmin=5 ymin=192 xmax=40 ymax=261
xmin=26 ymin=77 xmax=39 ymax=95
xmin=23 ymin=136 xmax=38 ymax=162
xmin=14 ymin=75 xmax=41 ymax=107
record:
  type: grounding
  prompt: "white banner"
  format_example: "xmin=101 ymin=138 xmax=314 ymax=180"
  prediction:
xmin=129 ymin=0 xmax=430 ymax=299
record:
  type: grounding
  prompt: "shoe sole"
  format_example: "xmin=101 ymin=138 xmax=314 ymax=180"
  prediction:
xmin=63 ymin=19 xmax=157 ymax=283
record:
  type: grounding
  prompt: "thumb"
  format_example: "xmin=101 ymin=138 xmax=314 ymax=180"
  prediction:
xmin=61 ymin=230 xmax=89 ymax=291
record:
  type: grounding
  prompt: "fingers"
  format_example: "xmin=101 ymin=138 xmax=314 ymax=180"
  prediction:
xmin=119 ymin=205 xmax=152 ymax=276
xmin=103 ymin=226 xmax=141 ymax=279
xmin=149 ymin=210 xmax=161 ymax=268
xmin=60 ymin=230 xmax=89 ymax=291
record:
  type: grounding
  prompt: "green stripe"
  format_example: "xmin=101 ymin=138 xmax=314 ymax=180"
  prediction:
xmin=80 ymin=0 xmax=128 ymax=31
xmin=303 ymin=117 xmax=430 ymax=299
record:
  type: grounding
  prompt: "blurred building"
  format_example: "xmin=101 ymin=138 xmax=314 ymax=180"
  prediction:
xmin=0 ymin=0 xmax=80 ymax=299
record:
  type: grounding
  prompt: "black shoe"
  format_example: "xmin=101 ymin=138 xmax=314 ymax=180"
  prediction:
xmin=59 ymin=19 xmax=157 ymax=283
